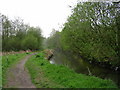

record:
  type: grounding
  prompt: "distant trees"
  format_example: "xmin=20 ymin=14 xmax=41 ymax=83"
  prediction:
xmin=46 ymin=2 xmax=120 ymax=68
xmin=45 ymin=29 xmax=61 ymax=49
xmin=0 ymin=14 xmax=43 ymax=51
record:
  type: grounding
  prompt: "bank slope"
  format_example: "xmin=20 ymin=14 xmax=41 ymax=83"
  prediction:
xmin=26 ymin=52 xmax=117 ymax=88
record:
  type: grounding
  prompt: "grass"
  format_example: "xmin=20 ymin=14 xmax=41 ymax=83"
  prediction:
xmin=0 ymin=56 xmax=2 ymax=88
xmin=26 ymin=52 xmax=118 ymax=88
xmin=2 ymin=52 xmax=30 ymax=86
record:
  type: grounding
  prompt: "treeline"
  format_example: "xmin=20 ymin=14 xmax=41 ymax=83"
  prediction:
xmin=45 ymin=2 xmax=120 ymax=69
xmin=0 ymin=14 xmax=43 ymax=51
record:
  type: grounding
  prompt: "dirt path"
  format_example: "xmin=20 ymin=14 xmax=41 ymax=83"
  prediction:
xmin=5 ymin=53 xmax=36 ymax=88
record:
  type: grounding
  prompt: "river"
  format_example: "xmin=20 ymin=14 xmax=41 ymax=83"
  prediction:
xmin=50 ymin=49 xmax=120 ymax=87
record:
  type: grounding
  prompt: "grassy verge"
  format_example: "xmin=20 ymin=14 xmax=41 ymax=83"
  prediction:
xmin=2 ymin=52 xmax=30 ymax=86
xmin=26 ymin=52 xmax=118 ymax=88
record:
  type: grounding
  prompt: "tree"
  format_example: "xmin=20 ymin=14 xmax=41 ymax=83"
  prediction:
xmin=1 ymin=14 xmax=43 ymax=51
xmin=59 ymin=2 xmax=120 ymax=67
xmin=46 ymin=30 xmax=61 ymax=49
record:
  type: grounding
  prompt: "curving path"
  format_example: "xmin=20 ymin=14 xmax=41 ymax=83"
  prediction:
xmin=5 ymin=53 xmax=36 ymax=88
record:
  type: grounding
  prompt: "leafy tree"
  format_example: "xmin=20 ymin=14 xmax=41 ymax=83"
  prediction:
xmin=1 ymin=14 xmax=43 ymax=51
xmin=60 ymin=2 xmax=120 ymax=67
xmin=22 ymin=35 xmax=38 ymax=50
xmin=46 ymin=2 xmax=120 ymax=68
xmin=45 ymin=30 xmax=61 ymax=49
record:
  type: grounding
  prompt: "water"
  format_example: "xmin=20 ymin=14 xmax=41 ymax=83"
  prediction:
xmin=50 ymin=49 xmax=120 ymax=87
xmin=50 ymin=60 xmax=55 ymax=64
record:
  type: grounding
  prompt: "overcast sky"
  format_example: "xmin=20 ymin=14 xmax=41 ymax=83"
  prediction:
xmin=0 ymin=0 xmax=78 ymax=37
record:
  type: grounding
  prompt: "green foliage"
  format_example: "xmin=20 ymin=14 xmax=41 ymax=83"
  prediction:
xmin=26 ymin=52 xmax=117 ymax=88
xmin=1 ymin=15 xmax=43 ymax=51
xmin=22 ymin=35 xmax=38 ymax=50
xmin=45 ymin=30 xmax=61 ymax=49
xmin=46 ymin=2 xmax=120 ymax=67
xmin=2 ymin=53 xmax=27 ymax=86
xmin=0 ymin=56 xmax=2 ymax=88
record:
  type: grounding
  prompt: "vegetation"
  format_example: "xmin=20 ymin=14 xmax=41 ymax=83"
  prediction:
xmin=45 ymin=2 xmax=120 ymax=69
xmin=2 ymin=53 xmax=28 ymax=86
xmin=45 ymin=30 xmax=61 ymax=49
xmin=0 ymin=14 xmax=43 ymax=51
xmin=1 ymin=1 xmax=120 ymax=88
xmin=26 ymin=52 xmax=117 ymax=88
xmin=0 ymin=56 xmax=2 ymax=88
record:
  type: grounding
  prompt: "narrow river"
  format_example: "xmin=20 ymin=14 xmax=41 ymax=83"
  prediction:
xmin=50 ymin=50 xmax=120 ymax=87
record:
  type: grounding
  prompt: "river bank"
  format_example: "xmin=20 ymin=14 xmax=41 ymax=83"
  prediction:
xmin=51 ymin=49 xmax=120 ymax=87
xmin=26 ymin=52 xmax=118 ymax=88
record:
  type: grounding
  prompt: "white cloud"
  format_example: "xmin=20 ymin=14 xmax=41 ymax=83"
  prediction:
xmin=0 ymin=0 xmax=77 ymax=37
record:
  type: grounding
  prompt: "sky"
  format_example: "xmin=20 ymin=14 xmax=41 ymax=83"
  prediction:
xmin=0 ymin=0 xmax=78 ymax=37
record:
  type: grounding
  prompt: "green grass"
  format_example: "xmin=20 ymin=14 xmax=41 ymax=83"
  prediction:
xmin=26 ymin=52 xmax=118 ymax=88
xmin=0 ymin=56 xmax=2 ymax=88
xmin=2 ymin=52 xmax=29 ymax=86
